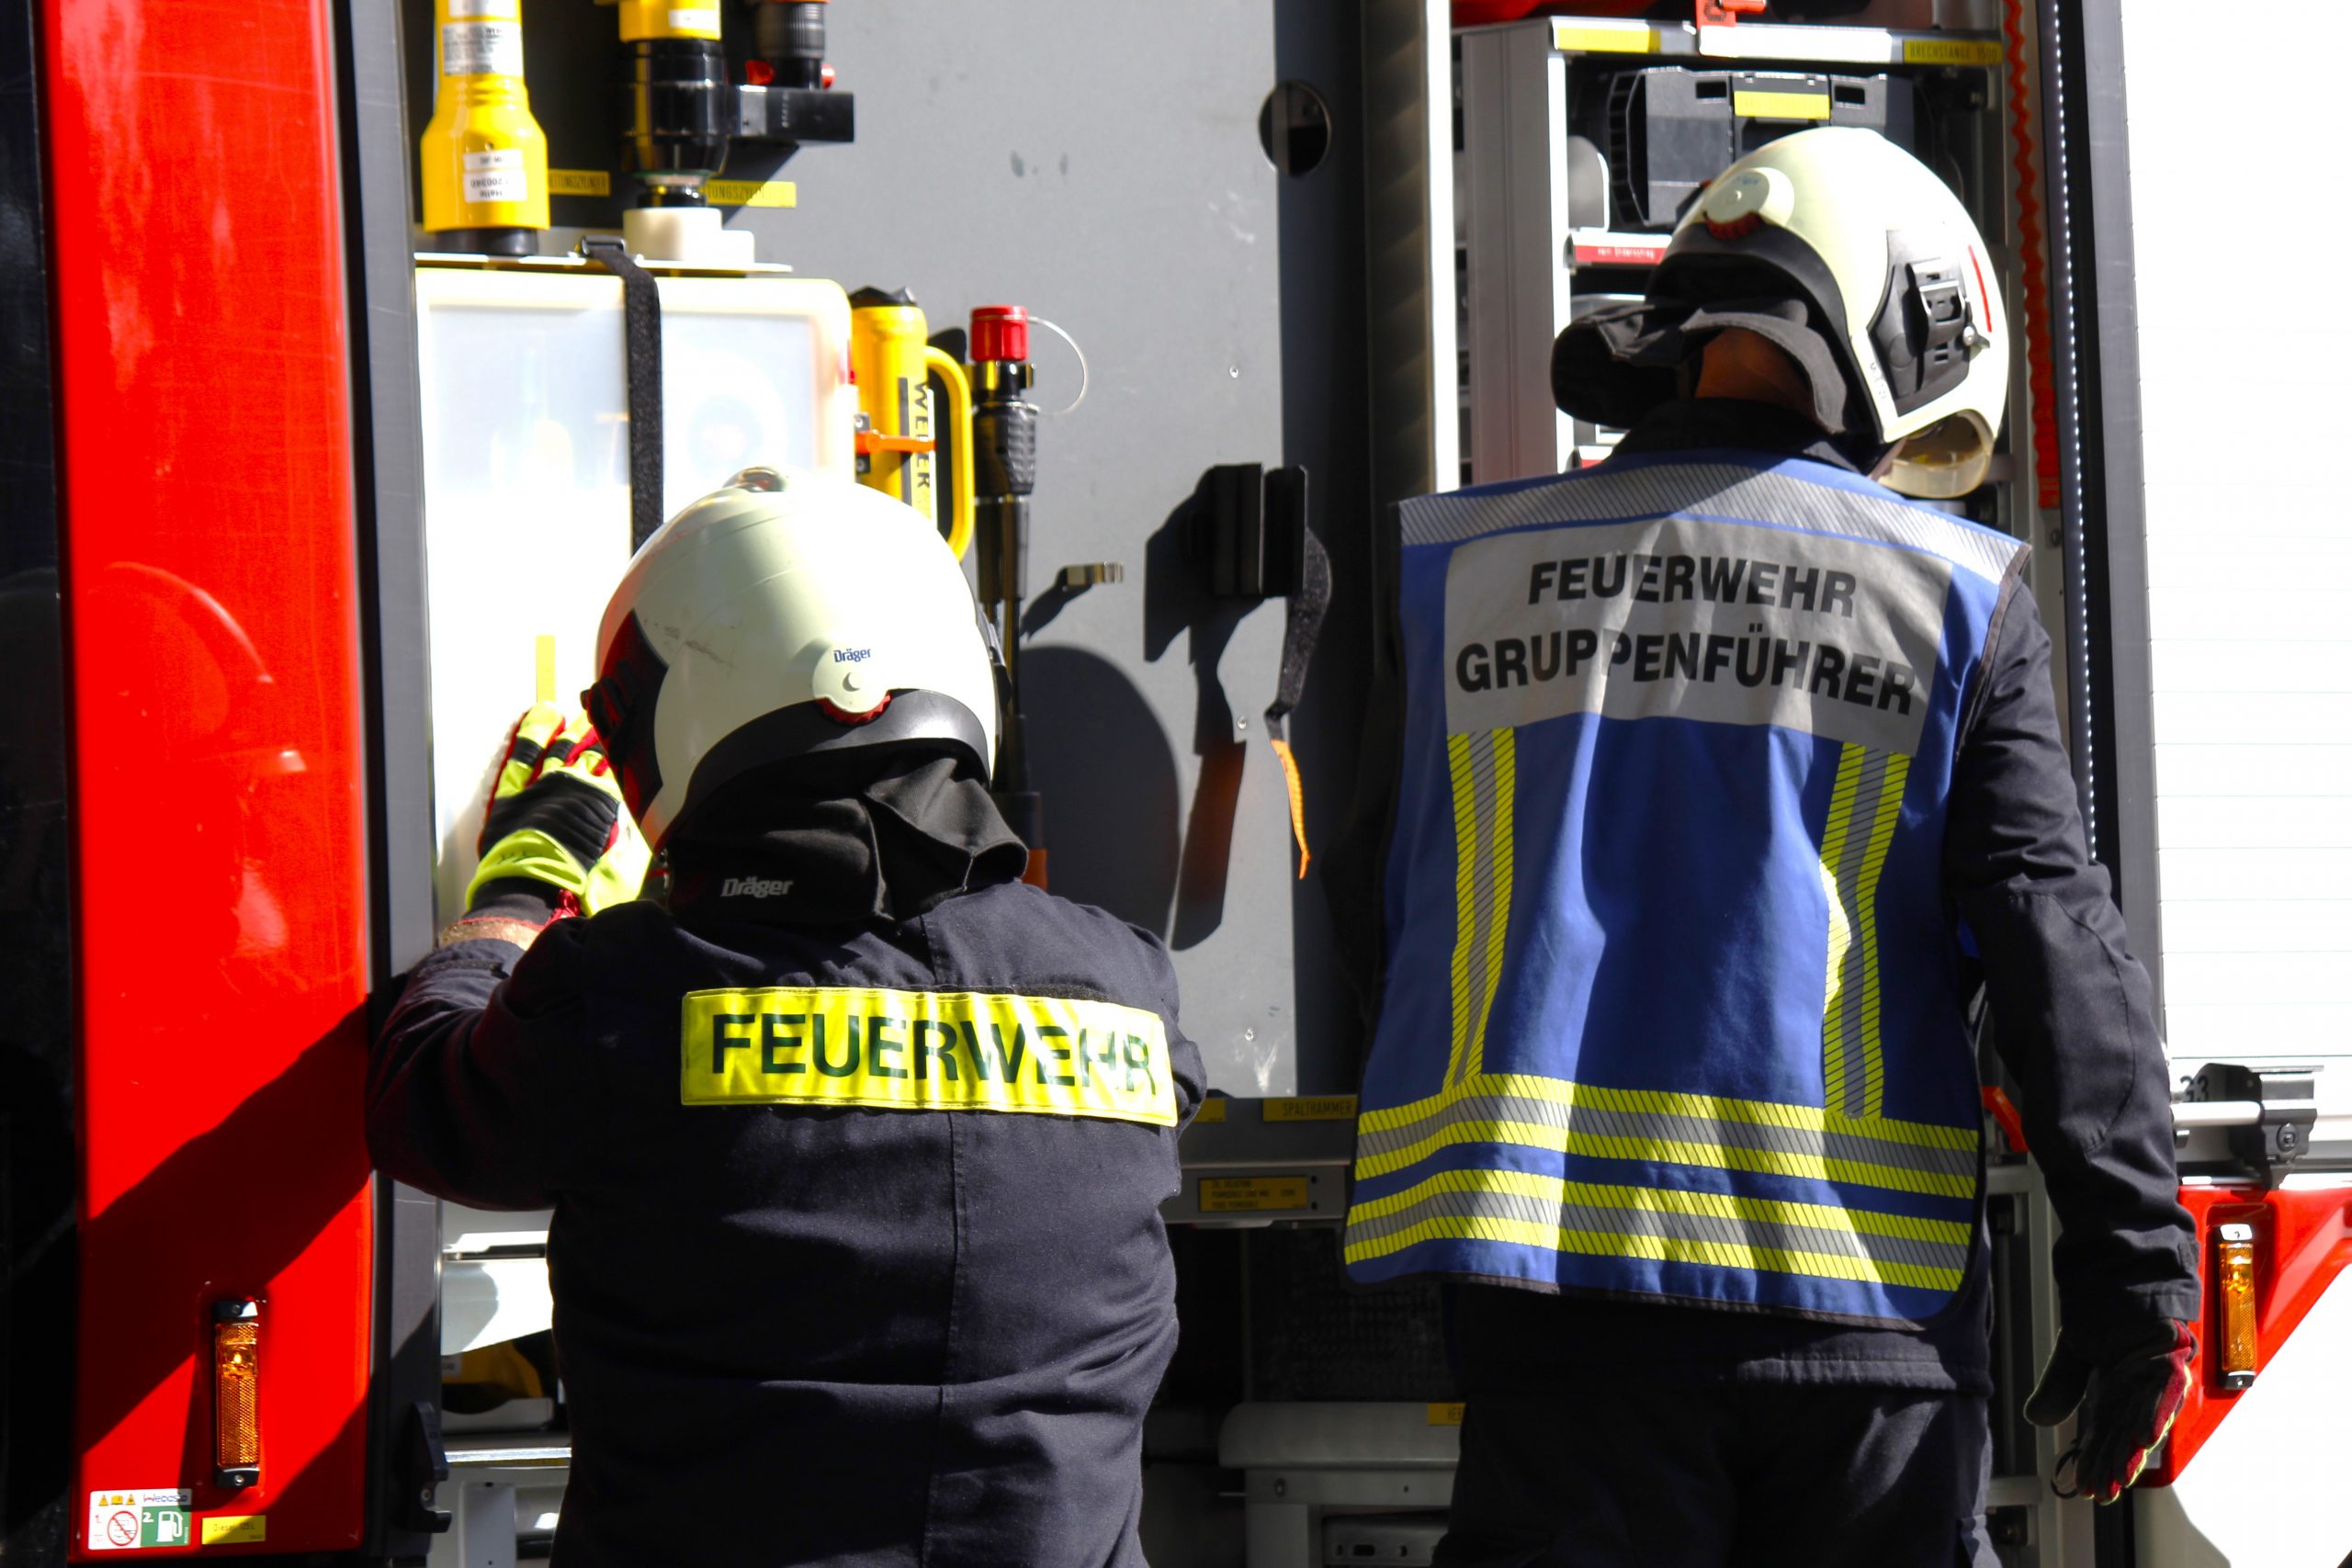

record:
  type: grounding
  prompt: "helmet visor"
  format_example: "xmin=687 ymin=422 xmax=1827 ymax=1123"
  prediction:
xmin=1884 ymin=412 xmax=1994 ymax=500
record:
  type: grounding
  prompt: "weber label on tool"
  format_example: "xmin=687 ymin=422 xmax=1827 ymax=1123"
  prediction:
xmin=1442 ymin=514 xmax=1948 ymax=756
xmin=86 ymin=1491 xmax=192 ymax=1552
xmin=461 ymin=149 xmax=528 ymax=205
xmin=441 ymin=20 xmax=522 ymax=77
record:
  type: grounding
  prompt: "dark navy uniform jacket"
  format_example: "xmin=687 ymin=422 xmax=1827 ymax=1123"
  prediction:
xmin=371 ymin=863 xmax=1203 ymax=1567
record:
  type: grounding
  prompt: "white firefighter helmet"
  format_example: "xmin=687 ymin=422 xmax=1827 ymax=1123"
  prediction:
xmin=1556 ymin=126 xmax=2007 ymax=498
xmin=585 ymin=468 xmax=999 ymax=850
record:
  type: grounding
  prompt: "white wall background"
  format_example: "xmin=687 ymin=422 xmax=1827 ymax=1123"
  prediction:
xmin=2121 ymin=4 xmax=2352 ymax=1102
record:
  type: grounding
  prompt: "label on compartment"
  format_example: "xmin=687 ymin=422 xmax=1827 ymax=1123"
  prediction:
xmin=442 ymin=20 xmax=522 ymax=77
xmin=1199 ymin=1175 xmax=1313 ymax=1213
xmin=1263 ymin=1095 xmax=1358 ymax=1122
xmin=462 ymin=148 xmax=528 ymax=205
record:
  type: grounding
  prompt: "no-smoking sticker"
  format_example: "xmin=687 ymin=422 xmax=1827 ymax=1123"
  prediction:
xmin=85 ymin=1490 xmax=192 ymax=1552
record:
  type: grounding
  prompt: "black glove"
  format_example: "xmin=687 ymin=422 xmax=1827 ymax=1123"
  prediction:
xmin=2025 ymin=1319 xmax=2196 ymax=1504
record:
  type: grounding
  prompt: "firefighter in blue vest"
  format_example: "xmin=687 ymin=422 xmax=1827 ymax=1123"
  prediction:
xmin=1341 ymin=130 xmax=2198 ymax=1565
xmin=368 ymin=469 xmax=1202 ymax=1567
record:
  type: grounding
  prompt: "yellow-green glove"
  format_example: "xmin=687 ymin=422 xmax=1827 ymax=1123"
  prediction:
xmin=466 ymin=704 xmax=651 ymax=919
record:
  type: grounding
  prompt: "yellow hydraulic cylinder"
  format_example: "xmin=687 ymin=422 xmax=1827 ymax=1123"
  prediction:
xmin=851 ymin=290 xmax=976 ymax=558
xmin=616 ymin=0 xmax=721 ymax=40
xmin=418 ymin=0 xmax=548 ymax=252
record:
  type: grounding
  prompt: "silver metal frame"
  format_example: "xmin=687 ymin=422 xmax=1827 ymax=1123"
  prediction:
xmin=1459 ymin=24 xmax=1573 ymax=485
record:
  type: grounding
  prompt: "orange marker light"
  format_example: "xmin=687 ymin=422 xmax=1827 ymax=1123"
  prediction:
xmin=214 ymin=1300 xmax=262 ymax=1486
xmin=2217 ymin=1224 xmax=2258 ymax=1391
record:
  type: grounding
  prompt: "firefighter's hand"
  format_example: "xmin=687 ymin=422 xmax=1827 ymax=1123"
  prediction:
xmin=2025 ymin=1319 xmax=2196 ymax=1504
xmin=466 ymin=704 xmax=650 ymax=919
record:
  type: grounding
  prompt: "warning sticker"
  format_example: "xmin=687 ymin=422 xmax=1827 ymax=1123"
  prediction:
xmin=705 ymin=178 xmax=797 ymax=209
xmin=1427 ymin=1402 xmax=1466 ymax=1426
xmin=1192 ymin=1098 xmax=1228 ymax=1124
xmin=86 ymin=1491 xmax=192 ymax=1552
xmin=1900 ymin=37 xmax=2001 ymax=66
xmin=1200 ymin=1175 xmax=1312 ymax=1213
xmin=202 ymin=1516 xmax=267 ymax=1546
xmin=441 ymin=20 xmax=522 ymax=77
xmin=548 ymin=168 xmax=613 ymax=197
xmin=462 ymin=148 xmax=528 ymax=206
xmin=1263 ymin=1095 xmax=1357 ymax=1122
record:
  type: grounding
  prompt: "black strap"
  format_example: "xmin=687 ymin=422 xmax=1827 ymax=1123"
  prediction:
xmin=1261 ymin=519 xmax=1330 ymax=747
xmin=581 ymin=236 xmax=664 ymax=551
xmin=1261 ymin=517 xmax=1329 ymax=878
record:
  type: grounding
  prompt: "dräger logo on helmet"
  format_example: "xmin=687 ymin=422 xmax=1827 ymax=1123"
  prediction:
xmin=721 ymin=875 xmax=793 ymax=898
xmin=831 ymin=648 xmax=872 ymax=663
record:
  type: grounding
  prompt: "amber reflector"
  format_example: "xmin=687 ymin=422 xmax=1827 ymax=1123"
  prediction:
xmin=214 ymin=1303 xmax=261 ymax=1470
xmin=2217 ymin=1224 xmax=2258 ymax=1391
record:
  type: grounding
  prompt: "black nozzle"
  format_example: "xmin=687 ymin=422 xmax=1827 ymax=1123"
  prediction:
xmin=756 ymin=1 xmax=828 ymax=89
xmin=623 ymin=38 xmax=729 ymax=183
xmin=424 ymin=226 xmax=538 ymax=257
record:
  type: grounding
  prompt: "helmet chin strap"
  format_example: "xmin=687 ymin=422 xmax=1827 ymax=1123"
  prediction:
xmin=1842 ymin=430 xmax=1900 ymax=479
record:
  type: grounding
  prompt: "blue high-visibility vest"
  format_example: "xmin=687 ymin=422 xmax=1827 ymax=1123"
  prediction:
xmin=1345 ymin=452 xmax=2026 ymax=1325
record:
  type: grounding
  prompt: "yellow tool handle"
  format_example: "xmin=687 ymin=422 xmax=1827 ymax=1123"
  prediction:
xmin=922 ymin=346 xmax=976 ymax=560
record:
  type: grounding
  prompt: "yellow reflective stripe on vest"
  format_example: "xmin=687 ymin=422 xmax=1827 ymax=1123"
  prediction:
xmin=1444 ymin=728 xmax=1515 ymax=1087
xmin=1342 ymin=1167 xmax=1969 ymax=1290
xmin=1819 ymin=743 xmax=1910 ymax=1122
xmin=680 ymin=987 xmax=1177 ymax=1126
xmin=1351 ymin=1072 xmax=1976 ymax=1197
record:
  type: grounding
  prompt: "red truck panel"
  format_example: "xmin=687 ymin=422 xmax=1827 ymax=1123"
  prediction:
xmin=2150 ymin=1183 xmax=2352 ymax=1484
xmin=47 ymin=0 xmax=374 ymax=1554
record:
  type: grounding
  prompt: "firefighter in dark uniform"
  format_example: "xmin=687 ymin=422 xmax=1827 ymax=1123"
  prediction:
xmin=369 ymin=469 xmax=1202 ymax=1567
xmin=1337 ymin=130 xmax=2199 ymax=1565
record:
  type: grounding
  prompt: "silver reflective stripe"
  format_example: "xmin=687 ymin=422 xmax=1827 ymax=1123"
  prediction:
xmin=1342 ymin=1183 xmax=1970 ymax=1276
xmin=1398 ymin=464 xmax=2023 ymax=584
xmin=1821 ymin=746 xmax=1904 ymax=1121
xmin=1353 ymin=1089 xmax=1976 ymax=1188
xmin=1444 ymin=729 xmax=1513 ymax=1087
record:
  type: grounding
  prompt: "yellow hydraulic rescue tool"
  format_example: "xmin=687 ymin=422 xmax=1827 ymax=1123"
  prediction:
xmin=418 ymin=0 xmax=549 ymax=253
xmin=850 ymin=289 xmax=976 ymax=559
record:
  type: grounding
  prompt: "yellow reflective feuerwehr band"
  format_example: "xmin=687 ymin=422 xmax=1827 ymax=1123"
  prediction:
xmin=1855 ymin=752 xmax=1908 ymax=1118
xmin=1346 ymin=1165 xmax=1971 ymax=1245
xmin=1476 ymin=731 xmax=1515 ymax=1083
xmin=1818 ymin=744 xmax=1864 ymax=1112
xmin=1445 ymin=733 xmax=1476 ymax=1079
xmin=1442 ymin=728 xmax=1515 ymax=1088
xmin=1340 ymin=1213 xmax=1965 ymax=1291
xmin=1358 ymin=1071 xmax=1975 ymax=1150
xmin=1817 ymin=744 xmax=1913 ymax=1121
xmin=681 ymin=986 xmax=1176 ymax=1126
xmin=1355 ymin=1115 xmax=1973 ymax=1198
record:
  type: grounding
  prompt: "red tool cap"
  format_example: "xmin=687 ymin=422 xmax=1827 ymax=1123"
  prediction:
xmin=969 ymin=305 xmax=1029 ymax=364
